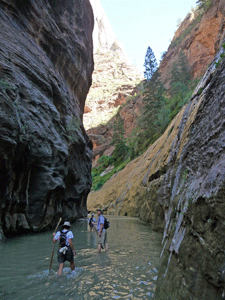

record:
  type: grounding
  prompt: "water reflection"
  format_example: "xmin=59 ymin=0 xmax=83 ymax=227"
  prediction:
xmin=0 ymin=216 xmax=162 ymax=299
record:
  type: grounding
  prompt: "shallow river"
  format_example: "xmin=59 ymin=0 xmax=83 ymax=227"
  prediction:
xmin=0 ymin=216 xmax=162 ymax=300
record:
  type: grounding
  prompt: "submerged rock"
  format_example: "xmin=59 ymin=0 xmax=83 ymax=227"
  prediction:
xmin=0 ymin=0 xmax=94 ymax=236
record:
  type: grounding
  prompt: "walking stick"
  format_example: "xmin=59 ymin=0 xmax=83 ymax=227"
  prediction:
xmin=49 ymin=217 xmax=62 ymax=273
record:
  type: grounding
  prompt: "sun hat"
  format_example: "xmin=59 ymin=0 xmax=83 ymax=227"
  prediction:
xmin=96 ymin=208 xmax=103 ymax=213
xmin=62 ymin=221 xmax=71 ymax=227
xmin=91 ymin=213 xmax=94 ymax=216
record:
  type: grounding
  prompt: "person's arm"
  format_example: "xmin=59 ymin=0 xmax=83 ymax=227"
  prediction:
xmin=98 ymin=223 xmax=104 ymax=237
xmin=53 ymin=232 xmax=59 ymax=243
xmin=69 ymin=239 xmax=76 ymax=255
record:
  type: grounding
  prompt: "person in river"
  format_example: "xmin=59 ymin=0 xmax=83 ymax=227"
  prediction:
xmin=89 ymin=213 xmax=96 ymax=231
xmin=96 ymin=209 xmax=108 ymax=252
xmin=53 ymin=221 xmax=76 ymax=275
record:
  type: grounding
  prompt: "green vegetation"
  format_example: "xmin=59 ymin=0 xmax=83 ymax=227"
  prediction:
xmin=214 ymin=43 xmax=225 ymax=68
xmin=92 ymin=114 xmax=132 ymax=190
xmin=182 ymin=169 xmax=189 ymax=181
xmin=171 ymin=0 xmax=213 ymax=49
xmin=66 ymin=115 xmax=80 ymax=143
xmin=91 ymin=155 xmax=128 ymax=191
xmin=143 ymin=46 xmax=158 ymax=81
xmin=111 ymin=114 xmax=129 ymax=162
xmin=91 ymin=50 xmax=200 ymax=191
xmin=196 ymin=0 xmax=213 ymax=12
xmin=0 ymin=79 xmax=13 ymax=93
xmin=127 ymin=51 xmax=199 ymax=157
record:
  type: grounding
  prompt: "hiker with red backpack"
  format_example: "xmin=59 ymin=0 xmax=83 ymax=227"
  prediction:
xmin=53 ymin=221 xmax=76 ymax=275
xmin=96 ymin=209 xmax=109 ymax=253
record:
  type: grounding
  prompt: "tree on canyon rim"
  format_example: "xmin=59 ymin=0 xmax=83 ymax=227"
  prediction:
xmin=143 ymin=46 xmax=158 ymax=81
xmin=140 ymin=70 xmax=165 ymax=141
xmin=111 ymin=114 xmax=128 ymax=163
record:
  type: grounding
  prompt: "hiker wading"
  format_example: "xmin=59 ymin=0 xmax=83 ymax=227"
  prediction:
xmin=53 ymin=221 xmax=76 ymax=275
xmin=97 ymin=209 xmax=108 ymax=252
xmin=89 ymin=213 xmax=96 ymax=231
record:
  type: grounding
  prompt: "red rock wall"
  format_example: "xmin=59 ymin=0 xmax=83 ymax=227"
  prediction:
xmin=160 ymin=0 xmax=225 ymax=89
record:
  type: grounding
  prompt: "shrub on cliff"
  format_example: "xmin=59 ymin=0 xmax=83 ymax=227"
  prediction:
xmin=196 ymin=0 xmax=213 ymax=12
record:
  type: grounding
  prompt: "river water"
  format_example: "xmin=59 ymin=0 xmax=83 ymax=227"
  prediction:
xmin=0 ymin=216 xmax=162 ymax=300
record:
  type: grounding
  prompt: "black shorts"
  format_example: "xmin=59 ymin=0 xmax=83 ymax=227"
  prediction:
xmin=57 ymin=247 xmax=74 ymax=263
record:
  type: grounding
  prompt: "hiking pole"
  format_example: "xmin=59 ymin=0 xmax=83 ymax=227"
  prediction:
xmin=49 ymin=217 xmax=62 ymax=273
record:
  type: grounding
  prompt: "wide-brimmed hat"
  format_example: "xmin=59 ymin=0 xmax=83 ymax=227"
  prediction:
xmin=91 ymin=213 xmax=94 ymax=216
xmin=96 ymin=208 xmax=103 ymax=213
xmin=62 ymin=221 xmax=71 ymax=227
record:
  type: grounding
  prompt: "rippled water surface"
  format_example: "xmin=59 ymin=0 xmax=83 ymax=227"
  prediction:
xmin=0 ymin=216 xmax=162 ymax=299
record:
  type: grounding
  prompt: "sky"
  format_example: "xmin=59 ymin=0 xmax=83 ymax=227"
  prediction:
xmin=100 ymin=0 xmax=198 ymax=74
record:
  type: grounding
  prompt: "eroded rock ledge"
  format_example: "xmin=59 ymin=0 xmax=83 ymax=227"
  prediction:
xmin=0 ymin=0 xmax=94 ymax=236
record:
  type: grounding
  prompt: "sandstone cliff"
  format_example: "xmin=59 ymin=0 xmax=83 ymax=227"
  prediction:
xmin=0 ymin=0 xmax=94 ymax=236
xmin=84 ymin=0 xmax=142 ymax=137
xmin=160 ymin=0 xmax=225 ymax=89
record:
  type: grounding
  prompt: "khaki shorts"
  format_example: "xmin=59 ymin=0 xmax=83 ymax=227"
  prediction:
xmin=98 ymin=230 xmax=107 ymax=245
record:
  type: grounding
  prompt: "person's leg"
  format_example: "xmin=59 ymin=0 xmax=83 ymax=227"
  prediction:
xmin=98 ymin=243 xmax=102 ymax=252
xmin=57 ymin=250 xmax=64 ymax=275
xmin=104 ymin=231 xmax=108 ymax=251
xmin=67 ymin=248 xmax=75 ymax=271
xmin=58 ymin=263 xmax=64 ymax=275
xmin=97 ymin=231 xmax=103 ymax=252
xmin=70 ymin=260 xmax=75 ymax=271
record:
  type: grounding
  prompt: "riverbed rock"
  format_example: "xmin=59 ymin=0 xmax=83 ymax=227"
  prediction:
xmin=0 ymin=0 xmax=94 ymax=236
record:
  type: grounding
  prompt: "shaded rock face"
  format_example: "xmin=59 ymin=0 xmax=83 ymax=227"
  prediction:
xmin=0 ymin=0 xmax=94 ymax=236
xmin=153 ymin=50 xmax=225 ymax=300
xmin=87 ymin=47 xmax=225 ymax=298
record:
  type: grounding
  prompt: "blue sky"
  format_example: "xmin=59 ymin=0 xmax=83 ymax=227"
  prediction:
xmin=100 ymin=0 xmax=198 ymax=74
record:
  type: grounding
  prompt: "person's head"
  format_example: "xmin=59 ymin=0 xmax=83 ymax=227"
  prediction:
xmin=91 ymin=213 xmax=94 ymax=217
xmin=62 ymin=221 xmax=71 ymax=230
xmin=97 ymin=209 xmax=103 ymax=216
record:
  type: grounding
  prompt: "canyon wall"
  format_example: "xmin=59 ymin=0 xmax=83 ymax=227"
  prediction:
xmin=160 ymin=0 xmax=225 ymax=89
xmin=86 ymin=0 xmax=225 ymax=165
xmin=88 ymin=42 xmax=225 ymax=299
xmin=84 ymin=0 xmax=142 ymax=137
xmin=0 ymin=0 xmax=94 ymax=236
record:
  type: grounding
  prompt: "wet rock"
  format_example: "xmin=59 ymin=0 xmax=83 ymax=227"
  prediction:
xmin=0 ymin=0 xmax=94 ymax=236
